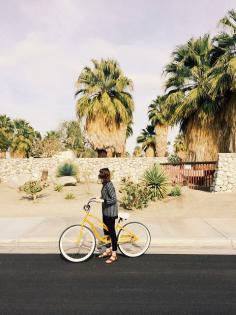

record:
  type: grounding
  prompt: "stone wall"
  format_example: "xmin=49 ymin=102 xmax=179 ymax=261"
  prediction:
xmin=0 ymin=156 xmax=167 ymax=184
xmin=212 ymin=153 xmax=236 ymax=192
xmin=1 ymin=153 xmax=235 ymax=191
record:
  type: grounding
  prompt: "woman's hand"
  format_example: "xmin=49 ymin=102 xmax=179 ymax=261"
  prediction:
xmin=95 ymin=198 xmax=104 ymax=203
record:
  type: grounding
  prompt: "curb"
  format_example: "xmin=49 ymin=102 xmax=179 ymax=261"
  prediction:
xmin=1 ymin=238 xmax=236 ymax=254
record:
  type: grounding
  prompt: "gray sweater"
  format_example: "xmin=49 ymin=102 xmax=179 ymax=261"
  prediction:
xmin=101 ymin=181 xmax=118 ymax=218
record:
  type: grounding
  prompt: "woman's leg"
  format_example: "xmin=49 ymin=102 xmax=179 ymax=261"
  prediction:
xmin=98 ymin=216 xmax=112 ymax=258
xmin=104 ymin=216 xmax=117 ymax=252
xmin=103 ymin=215 xmax=111 ymax=249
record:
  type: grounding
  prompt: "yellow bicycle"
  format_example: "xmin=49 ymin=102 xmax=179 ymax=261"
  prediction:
xmin=59 ymin=198 xmax=151 ymax=262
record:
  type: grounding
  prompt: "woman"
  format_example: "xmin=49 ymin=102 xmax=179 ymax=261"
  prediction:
xmin=98 ymin=168 xmax=118 ymax=264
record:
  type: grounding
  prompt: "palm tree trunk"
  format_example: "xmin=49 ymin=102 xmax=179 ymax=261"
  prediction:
xmin=184 ymin=116 xmax=219 ymax=161
xmin=0 ymin=151 xmax=6 ymax=159
xmin=184 ymin=95 xmax=236 ymax=161
xmin=177 ymin=150 xmax=187 ymax=161
xmin=145 ymin=145 xmax=155 ymax=157
xmin=97 ymin=149 xmax=107 ymax=158
xmin=218 ymin=94 xmax=236 ymax=153
xmin=86 ymin=118 xmax=127 ymax=158
xmin=154 ymin=125 xmax=169 ymax=157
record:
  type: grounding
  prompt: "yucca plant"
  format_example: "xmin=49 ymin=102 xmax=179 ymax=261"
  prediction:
xmin=142 ymin=164 xmax=170 ymax=200
xmin=56 ymin=161 xmax=78 ymax=177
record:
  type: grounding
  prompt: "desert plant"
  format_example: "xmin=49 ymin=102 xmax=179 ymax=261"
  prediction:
xmin=167 ymin=154 xmax=181 ymax=164
xmin=32 ymin=138 xmax=63 ymax=158
xmin=11 ymin=119 xmax=40 ymax=158
xmin=119 ymin=177 xmax=150 ymax=210
xmin=65 ymin=193 xmax=75 ymax=200
xmin=133 ymin=145 xmax=143 ymax=157
xmin=76 ymin=58 xmax=134 ymax=157
xmin=54 ymin=184 xmax=64 ymax=192
xmin=169 ymin=185 xmax=182 ymax=196
xmin=0 ymin=115 xmax=14 ymax=152
xmin=142 ymin=164 xmax=169 ymax=200
xmin=21 ymin=180 xmax=43 ymax=201
xmin=82 ymin=169 xmax=92 ymax=194
xmin=56 ymin=161 xmax=78 ymax=177
xmin=148 ymin=95 xmax=169 ymax=157
xmin=137 ymin=125 xmax=156 ymax=157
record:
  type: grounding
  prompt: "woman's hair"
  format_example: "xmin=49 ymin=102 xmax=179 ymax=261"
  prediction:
xmin=98 ymin=168 xmax=111 ymax=183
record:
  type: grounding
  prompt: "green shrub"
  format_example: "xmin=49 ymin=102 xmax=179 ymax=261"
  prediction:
xmin=142 ymin=164 xmax=169 ymax=200
xmin=167 ymin=154 xmax=181 ymax=164
xmin=119 ymin=177 xmax=150 ymax=210
xmin=56 ymin=161 xmax=78 ymax=177
xmin=21 ymin=180 xmax=43 ymax=200
xmin=54 ymin=184 xmax=63 ymax=192
xmin=169 ymin=185 xmax=182 ymax=196
xmin=65 ymin=193 xmax=75 ymax=200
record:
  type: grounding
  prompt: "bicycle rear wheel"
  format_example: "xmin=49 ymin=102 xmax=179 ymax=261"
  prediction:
xmin=117 ymin=222 xmax=151 ymax=257
xmin=59 ymin=225 xmax=96 ymax=262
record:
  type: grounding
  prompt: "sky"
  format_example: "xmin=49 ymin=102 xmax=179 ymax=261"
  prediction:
xmin=0 ymin=0 xmax=235 ymax=153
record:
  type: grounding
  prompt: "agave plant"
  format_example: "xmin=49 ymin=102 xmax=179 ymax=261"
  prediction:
xmin=142 ymin=164 xmax=170 ymax=200
xmin=56 ymin=161 xmax=78 ymax=177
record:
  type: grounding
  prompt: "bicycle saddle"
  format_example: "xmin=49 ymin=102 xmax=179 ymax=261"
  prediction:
xmin=118 ymin=212 xmax=130 ymax=220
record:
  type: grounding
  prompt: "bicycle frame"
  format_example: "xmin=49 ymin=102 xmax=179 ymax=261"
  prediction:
xmin=76 ymin=209 xmax=139 ymax=246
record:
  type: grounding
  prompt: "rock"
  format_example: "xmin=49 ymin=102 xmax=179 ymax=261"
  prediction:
xmin=56 ymin=176 xmax=77 ymax=186
xmin=7 ymin=174 xmax=32 ymax=189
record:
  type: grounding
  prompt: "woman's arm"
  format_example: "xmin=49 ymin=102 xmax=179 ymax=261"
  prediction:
xmin=104 ymin=182 xmax=117 ymax=206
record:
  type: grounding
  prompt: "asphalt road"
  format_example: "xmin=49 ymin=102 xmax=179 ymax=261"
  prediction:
xmin=0 ymin=254 xmax=236 ymax=315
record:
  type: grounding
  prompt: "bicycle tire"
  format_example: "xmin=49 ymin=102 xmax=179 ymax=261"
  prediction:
xmin=59 ymin=224 xmax=96 ymax=262
xmin=117 ymin=222 xmax=151 ymax=257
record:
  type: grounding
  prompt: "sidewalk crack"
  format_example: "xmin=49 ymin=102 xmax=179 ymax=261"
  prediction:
xmin=203 ymin=219 xmax=229 ymax=240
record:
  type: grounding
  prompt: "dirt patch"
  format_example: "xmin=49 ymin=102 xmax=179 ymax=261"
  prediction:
xmin=0 ymin=183 xmax=236 ymax=219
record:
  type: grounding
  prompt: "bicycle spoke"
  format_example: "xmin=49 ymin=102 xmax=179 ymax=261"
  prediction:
xmin=118 ymin=222 xmax=151 ymax=257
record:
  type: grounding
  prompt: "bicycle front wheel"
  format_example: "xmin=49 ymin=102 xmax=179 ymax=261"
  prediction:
xmin=117 ymin=222 xmax=151 ymax=257
xmin=59 ymin=225 xmax=96 ymax=262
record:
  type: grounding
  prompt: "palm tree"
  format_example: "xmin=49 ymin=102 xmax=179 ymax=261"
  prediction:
xmin=163 ymin=11 xmax=236 ymax=161
xmin=0 ymin=115 xmax=14 ymax=156
xmin=11 ymin=119 xmax=36 ymax=158
xmin=148 ymin=96 xmax=169 ymax=157
xmin=44 ymin=130 xmax=60 ymax=140
xmin=209 ymin=9 xmax=236 ymax=153
xmin=220 ymin=9 xmax=236 ymax=30
xmin=137 ymin=125 xmax=156 ymax=157
xmin=59 ymin=120 xmax=90 ymax=157
xmin=173 ymin=134 xmax=187 ymax=161
xmin=126 ymin=121 xmax=133 ymax=139
xmin=75 ymin=58 xmax=134 ymax=157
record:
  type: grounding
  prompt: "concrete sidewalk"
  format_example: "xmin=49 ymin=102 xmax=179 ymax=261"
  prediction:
xmin=0 ymin=215 xmax=236 ymax=254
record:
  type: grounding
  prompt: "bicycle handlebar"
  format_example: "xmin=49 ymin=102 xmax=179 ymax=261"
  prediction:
xmin=83 ymin=198 xmax=104 ymax=212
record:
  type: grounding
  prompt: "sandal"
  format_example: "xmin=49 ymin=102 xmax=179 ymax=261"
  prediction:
xmin=105 ymin=254 xmax=118 ymax=264
xmin=98 ymin=250 xmax=112 ymax=259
